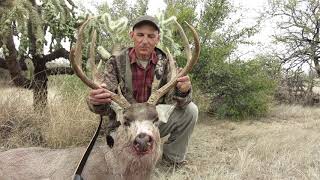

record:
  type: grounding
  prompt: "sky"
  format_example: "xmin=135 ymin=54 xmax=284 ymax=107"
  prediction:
xmin=73 ymin=0 xmax=274 ymax=59
xmin=5 ymin=0 xmax=272 ymax=62
xmin=230 ymin=0 xmax=276 ymax=59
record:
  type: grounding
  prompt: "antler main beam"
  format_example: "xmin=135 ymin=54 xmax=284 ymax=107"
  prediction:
xmin=147 ymin=21 xmax=200 ymax=105
xmin=70 ymin=17 xmax=130 ymax=109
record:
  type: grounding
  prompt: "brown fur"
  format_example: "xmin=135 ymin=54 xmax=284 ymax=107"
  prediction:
xmin=0 ymin=103 xmax=162 ymax=180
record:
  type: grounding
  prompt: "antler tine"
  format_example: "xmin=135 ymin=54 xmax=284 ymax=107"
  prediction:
xmin=166 ymin=47 xmax=177 ymax=81
xmin=70 ymin=17 xmax=99 ymax=89
xmin=147 ymin=21 xmax=200 ymax=105
xmin=177 ymin=22 xmax=200 ymax=74
xmin=89 ymin=29 xmax=98 ymax=83
xmin=174 ymin=19 xmax=192 ymax=61
xmin=70 ymin=17 xmax=131 ymax=109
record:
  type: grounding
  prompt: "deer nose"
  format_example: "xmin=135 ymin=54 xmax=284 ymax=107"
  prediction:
xmin=133 ymin=133 xmax=153 ymax=153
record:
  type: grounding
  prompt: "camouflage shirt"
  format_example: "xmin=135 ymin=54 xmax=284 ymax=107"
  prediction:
xmin=87 ymin=47 xmax=192 ymax=119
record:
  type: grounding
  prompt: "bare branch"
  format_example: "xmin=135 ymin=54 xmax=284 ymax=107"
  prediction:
xmin=43 ymin=48 xmax=69 ymax=63
xmin=65 ymin=0 xmax=77 ymax=8
xmin=5 ymin=29 xmax=33 ymax=89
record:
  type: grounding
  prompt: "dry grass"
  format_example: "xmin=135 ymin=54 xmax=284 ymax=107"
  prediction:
xmin=1 ymin=76 xmax=320 ymax=179
xmin=0 ymin=75 xmax=98 ymax=149
xmin=158 ymin=105 xmax=320 ymax=180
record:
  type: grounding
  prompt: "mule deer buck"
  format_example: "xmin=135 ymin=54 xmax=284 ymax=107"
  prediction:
xmin=0 ymin=16 xmax=200 ymax=180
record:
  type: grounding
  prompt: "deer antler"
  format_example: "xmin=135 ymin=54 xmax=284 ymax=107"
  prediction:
xmin=70 ymin=17 xmax=131 ymax=109
xmin=147 ymin=20 xmax=200 ymax=105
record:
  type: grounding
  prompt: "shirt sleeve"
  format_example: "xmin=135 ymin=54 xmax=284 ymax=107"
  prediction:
xmin=86 ymin=56 xmax=119 ymax=115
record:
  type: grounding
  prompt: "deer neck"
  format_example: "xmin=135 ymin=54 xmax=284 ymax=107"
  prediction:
xmin=104 ymin=127 xmax=161 ymax=180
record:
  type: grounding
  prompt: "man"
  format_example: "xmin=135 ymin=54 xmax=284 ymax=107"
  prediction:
xmin=87 ymin=15 xmax=198 ymax=166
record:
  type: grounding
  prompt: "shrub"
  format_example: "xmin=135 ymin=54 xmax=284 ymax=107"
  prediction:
xmin=194 ymin=55 xmax=277 ymax=119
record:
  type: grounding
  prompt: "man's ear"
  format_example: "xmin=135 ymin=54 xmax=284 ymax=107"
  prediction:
xmin=155 ymin=32 xmax=160 ymax=43
xmin=129 ymin=31 xmax=134 ymax=39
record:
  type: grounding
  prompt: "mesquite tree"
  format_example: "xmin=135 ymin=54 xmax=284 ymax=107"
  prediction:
xmin=268 ymin=0 xmax=320 ymax=76
xmin=0 ymin=0 xmax=77 ymax=111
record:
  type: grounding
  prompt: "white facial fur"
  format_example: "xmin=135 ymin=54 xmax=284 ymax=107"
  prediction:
xmin=133 ymin=120 xmax=157 ymax=138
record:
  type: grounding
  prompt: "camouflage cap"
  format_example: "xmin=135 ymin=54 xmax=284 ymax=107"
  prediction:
xmin=132 ymin=15 xmax=160 ymax=32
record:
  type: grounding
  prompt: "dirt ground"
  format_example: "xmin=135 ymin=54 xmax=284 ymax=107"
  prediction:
xmin=154 ymin=106 xmax=320 ymax=180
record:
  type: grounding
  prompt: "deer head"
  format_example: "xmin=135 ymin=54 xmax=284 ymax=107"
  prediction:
xmin=70 ymin=16 xmax=200 ymax=158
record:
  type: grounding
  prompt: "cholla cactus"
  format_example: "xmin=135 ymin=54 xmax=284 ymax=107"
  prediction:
xmin=79 ymin=14 xmax=128 ymax=74
xmin=0 ymin=0 xmax=76 ymax=57
xmin=83 ymin=13 xmax=128 ymax=59
xmin=0 ymin=0 xmax=44 ymax=55
xmin=98 ymin=13 xmax=128 ymax=52
xmin=156 ymin=13 xmax=182 ymax=56
xmin=97 ymin=45 xmax=111 ymax=60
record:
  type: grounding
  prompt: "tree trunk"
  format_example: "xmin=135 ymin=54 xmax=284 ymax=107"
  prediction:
xmin=313 ymin=59 xmax=320 ymax=77
xmin=32 ymin=56 xmax=48 ymax=113
xmin=3 ymin=34 xmax=71 ymax=113
xmin=3 ymin=8 xmax=71 ymax=113
xmin=4 ymin=31 xmax=33 ymax=89
xmin=313 ymin=20 xmax=320 ymax=77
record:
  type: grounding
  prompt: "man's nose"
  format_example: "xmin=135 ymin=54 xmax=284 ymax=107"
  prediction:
xmin=141 ymin=36 xmax=149 ymax=43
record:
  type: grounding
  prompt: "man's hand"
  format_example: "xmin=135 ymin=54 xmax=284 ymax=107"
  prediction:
xmin=88 ymin=84 xmax=112 ymax=105
xmin=176 ymin=75 xmax=191 ymax=93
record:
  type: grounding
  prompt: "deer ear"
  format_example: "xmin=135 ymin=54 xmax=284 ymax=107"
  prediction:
xmin=155 ymin=104 xmax=176 ymax=123
xmin=110 ymin=102 xmax=125 ymax=124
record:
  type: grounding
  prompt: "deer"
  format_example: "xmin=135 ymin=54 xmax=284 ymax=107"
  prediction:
xmin=0 ymin=16 xmax=200 ymax=180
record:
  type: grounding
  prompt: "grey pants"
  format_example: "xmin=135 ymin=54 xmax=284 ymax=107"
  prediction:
xmin=158 ymin=102 xmax=198 ymax=162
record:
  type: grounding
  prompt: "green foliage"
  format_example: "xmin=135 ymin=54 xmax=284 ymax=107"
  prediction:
xmin=95 ymin=1 xmax=145 ymax=51
xmin=162 ymin=0 xmax=198 ymax=60
xmin=0 ymin=0 xmax=77 ymax=56
xmin=183 ymin=0 xmax=266 ymax=118
xmin=0 ymin=0 xmax=43 ymax=55
xmin=200 ymin=58 xmax=276 ymax=119
xmin=48 ymin=75 xmax=88 ymax=99
xmin=93 ymin=0 xmax=270 ymax=119
xmin=42 ymin=0 xmax=77 ymax=51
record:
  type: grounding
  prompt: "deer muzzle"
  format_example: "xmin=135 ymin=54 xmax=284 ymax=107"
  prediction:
xmin=133 ymin=133 xmax=154 ymax=154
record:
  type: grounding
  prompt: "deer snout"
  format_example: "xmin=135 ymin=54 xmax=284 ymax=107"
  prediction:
xmin=133 ymin=133 xmax=153 ymax=153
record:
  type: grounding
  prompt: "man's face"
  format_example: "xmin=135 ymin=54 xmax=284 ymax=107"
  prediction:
xmin=130 ymin=24 xmax=160 ymax=59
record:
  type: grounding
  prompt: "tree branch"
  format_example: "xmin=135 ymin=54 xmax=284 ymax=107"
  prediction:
xmin=0 ymin=56 xmax=29 ymax=71
xmin=5 ymin=28 xmax=33 ymax=89
xmin=43 ymin=48 xmax=70 ymax=63
xmin=27 ymin=20 xmax=37 ymax=56
xmin=66 ymin=0 xmax=77 ymax=8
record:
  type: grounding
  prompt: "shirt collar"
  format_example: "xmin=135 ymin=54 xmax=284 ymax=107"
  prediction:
xmin=129 ymin=48 xmax=158 ymax=65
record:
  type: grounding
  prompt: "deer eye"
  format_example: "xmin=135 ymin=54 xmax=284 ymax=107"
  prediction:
xmin=124 ymin=121 xmax=130 ymax=127
xmin=153 ymin=117 xmax=159 ymax=123
xmin=123 ymin=117 xmax=131 ymax=127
